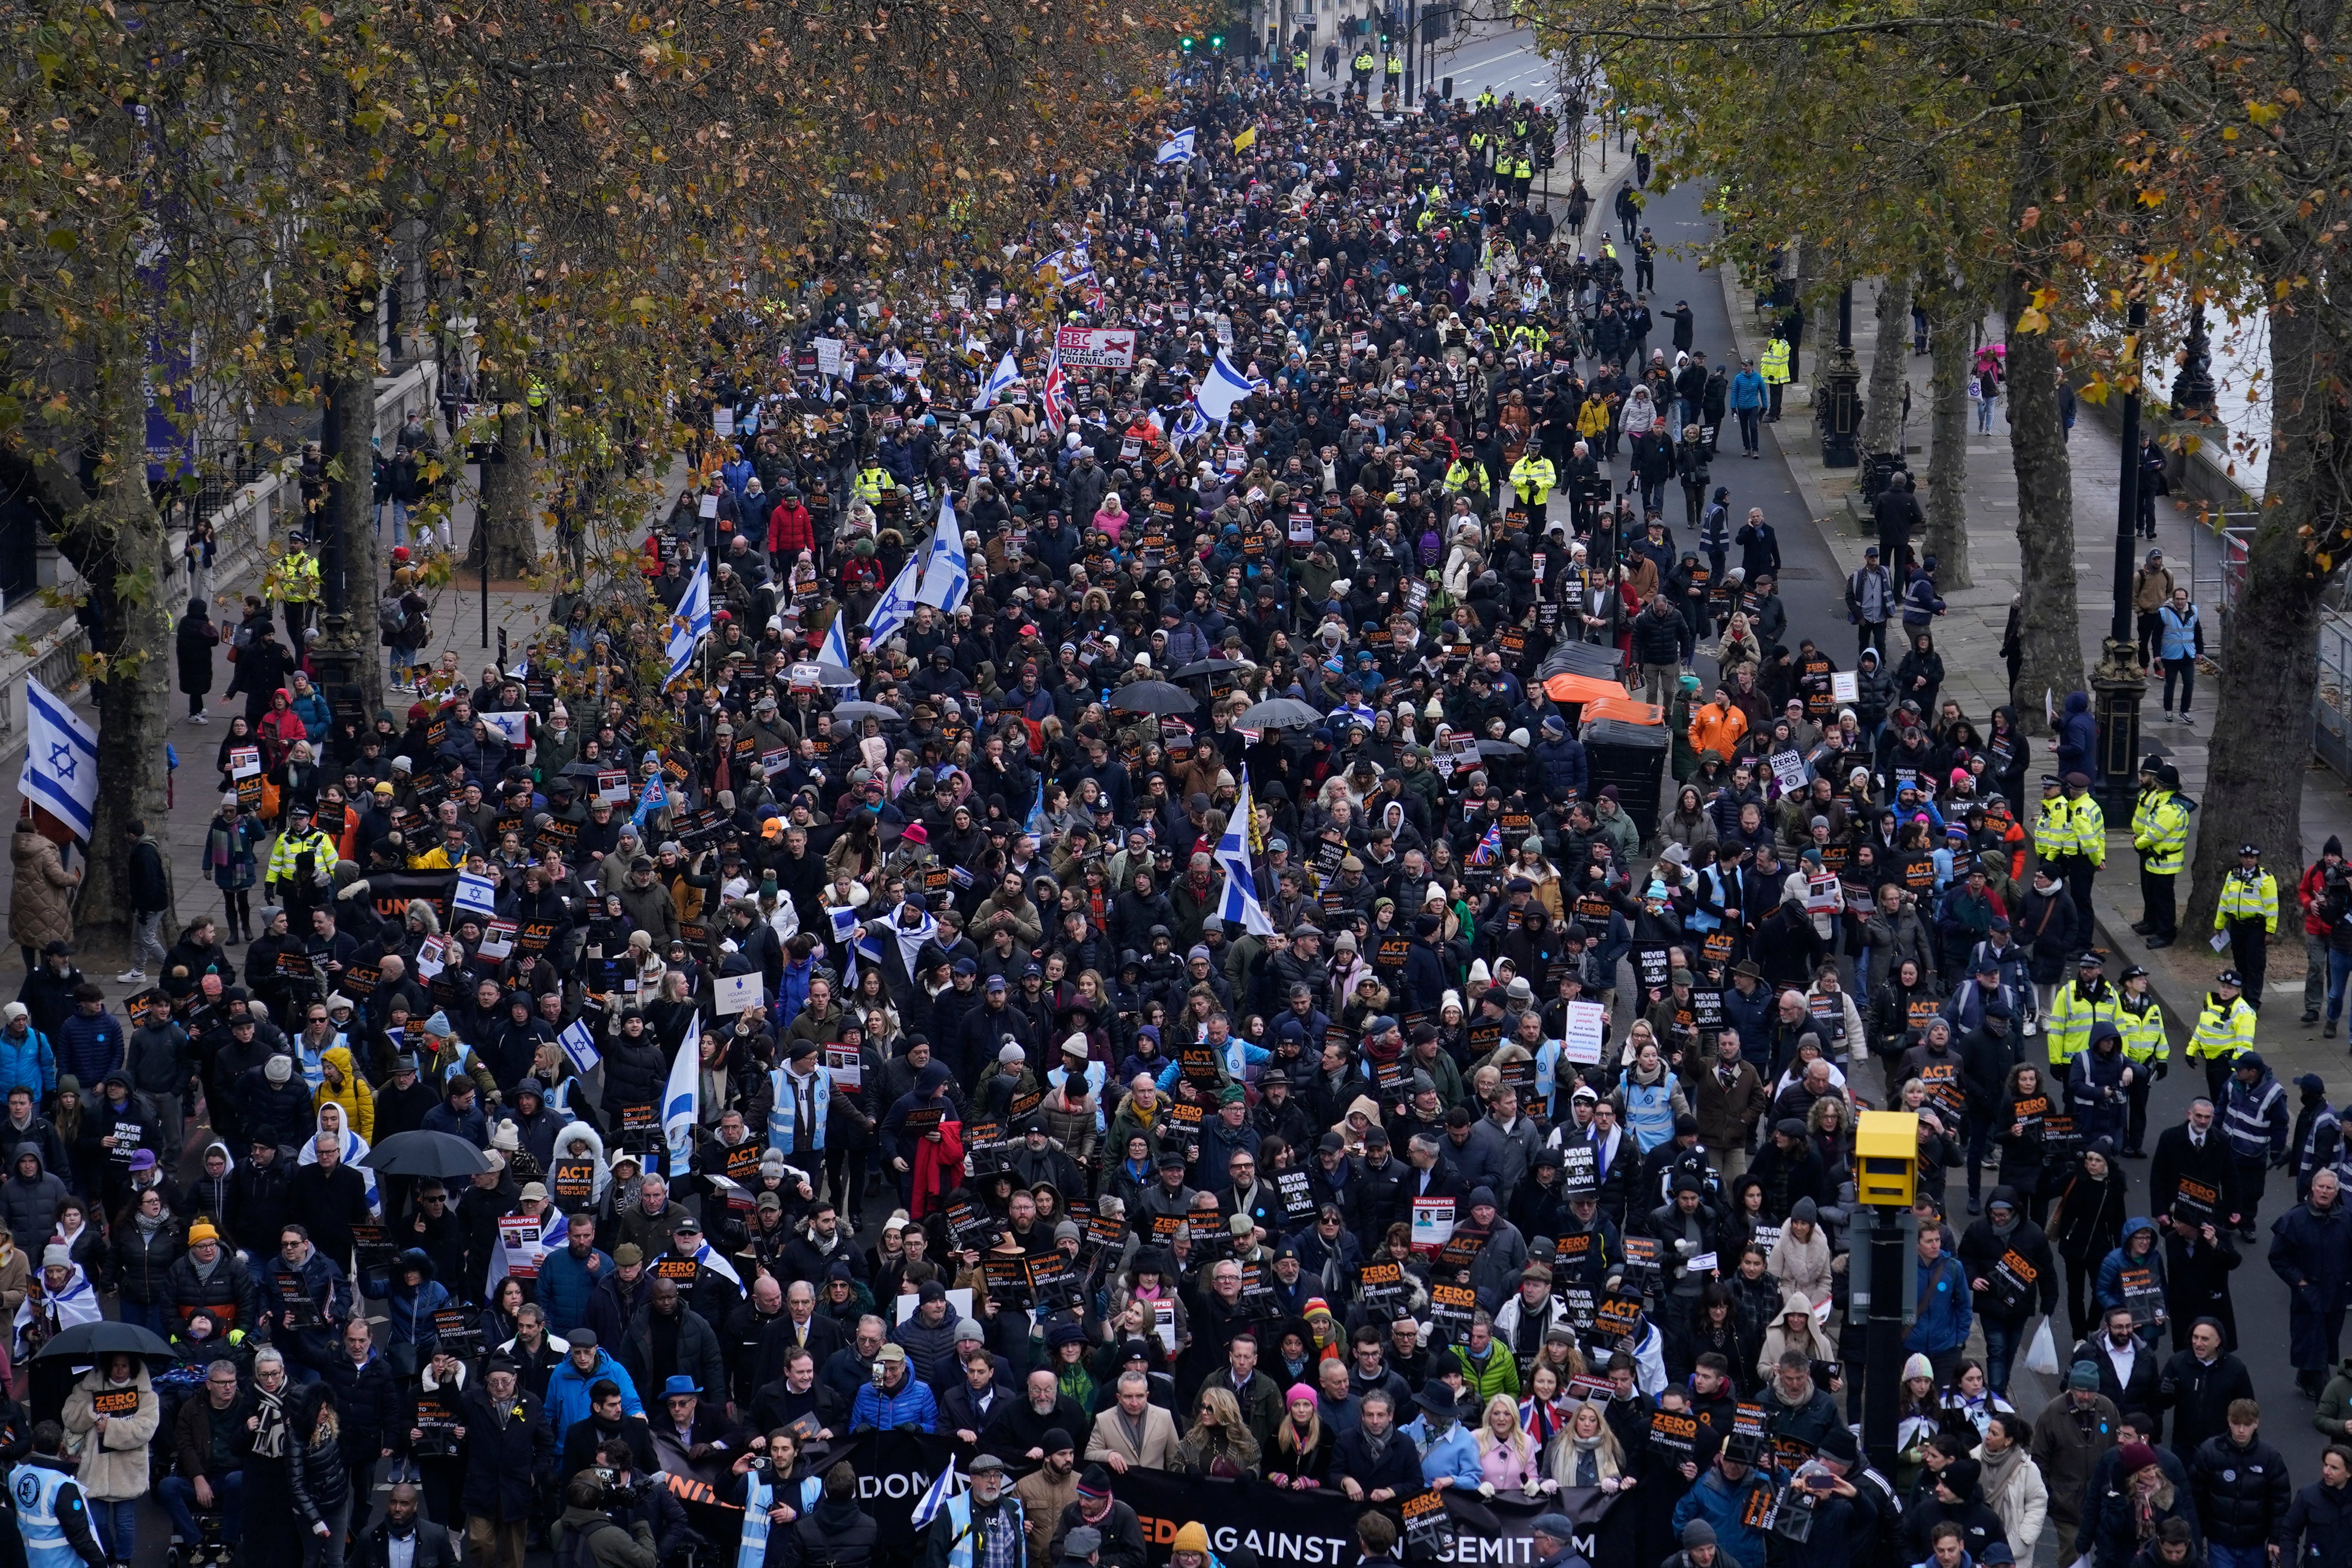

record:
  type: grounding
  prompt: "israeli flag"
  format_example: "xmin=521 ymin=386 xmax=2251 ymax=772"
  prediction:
xmin=865 ymin=550 xmax=925 ymax=648
xmin=479 ymin=711 xmax=531 ymax=747
xmin=662 ymin=1031 xmax=700 ymax=1181
xmin=1169 ymin=401 xmax=1209 ymax=454
xmin=914 ymin=495 xmax=970 ymax=616
xmin=1193 ymin=351 xmax=1262 ymax=425
xmin=1213 ymin=769 xmax=1276 ymax=936
xmin=971 ymin=350 xmax=1020 ymax=412
xmin=1156 ymin=127 xmax=1197 ymax=165
xmin=691 ymin=1237 xmax=743 ymax=1290
xmin=454 ymin=871 xmax=498 ymax=917
xmin=817 ymin=613 xmax=860 ymax=694
xmin=558 ymin=1018 xmax=602 ymax=1075
xmin=909 ymin=1463 xmax=964 ymax=1530
xmin=663 ymin=555 xmax=712 ymax=688
xmin=21 ymin=676 xmax=96 ymax=841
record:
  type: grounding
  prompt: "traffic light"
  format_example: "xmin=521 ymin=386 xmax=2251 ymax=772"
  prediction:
xmin=1180 ymin=34 xmax=1193 ymax=50
xmin=1209 ymin=33 xmax=1222 ymax=47
xmin=1379 ymin=28 xmax=1390 ymax=46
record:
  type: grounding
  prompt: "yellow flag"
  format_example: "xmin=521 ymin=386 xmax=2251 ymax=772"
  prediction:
xmin=1233 ymin=125 xmax=1257 ymax=152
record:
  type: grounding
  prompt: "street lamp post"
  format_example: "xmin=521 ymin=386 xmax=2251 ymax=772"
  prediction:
xmin=2172 ymin=299 xmax=2217 ymax=421
xmin=2093 ymin=295 xmax=2151 ymax=815
xmin=1816 ymin=283 xmax=1863 ymax=467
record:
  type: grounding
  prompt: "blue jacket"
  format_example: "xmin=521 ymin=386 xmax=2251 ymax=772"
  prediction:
xmin=290 ymin=688 xmax=332 ymax=745
xmin=1533 ymin=734 xmax=1589 ymax=802
xmin=1728 ymin=370 xmax=1767 ymax=410
xmin=0 ymin=1024 xmax=56 ymax=1099
xmin=1673 ymin=1464 xmax=1775 ymax=1568
xmin=544 ymin=1346 xmax=645 ymax=1440
xmin=2158 ymin=603 xmax=2201 ymax=662
xmin=382 ymin=1269 xmax=452 ymax=1345
xmin=537 ymin=1245 xmax=615 ymax=1338
xmin=2095 ymin=1221 xmax=2165 ymax=1312
xmin=1402 ymin=1419 xmax=1484 ymax=1487
xmin=850 ymin=1374 xmax=938 ymax=1432
xmin=2057 ymin=692 xmax=2097 ymax=779
xmin=1903 ymin=1251 xmax=1971 ymax=1355
xmin=56 ymin=1009 xmax=124 ymax=1088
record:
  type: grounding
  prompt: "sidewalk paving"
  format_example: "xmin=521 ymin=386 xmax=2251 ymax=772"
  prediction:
xmin=1711 ymin=264 xmax=2352 ymax=1087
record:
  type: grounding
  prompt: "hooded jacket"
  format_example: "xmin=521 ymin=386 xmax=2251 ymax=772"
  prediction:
xmin=1 ymin=1143 xmax=67 ymax=1253
xmin=313 ymin=1045 xmax=374 ymax=1141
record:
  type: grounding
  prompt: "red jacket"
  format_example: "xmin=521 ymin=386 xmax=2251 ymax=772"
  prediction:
xmin=766 ymin=500 xmax=813 ymax=556
xmin=2300 ymin=861 xmax=2335 ymax=935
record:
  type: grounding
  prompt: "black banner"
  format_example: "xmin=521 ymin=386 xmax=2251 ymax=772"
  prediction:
xmin=808 ymin=1431 xmax=1633 ymax=1567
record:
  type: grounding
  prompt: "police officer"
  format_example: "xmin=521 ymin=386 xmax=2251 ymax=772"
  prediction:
xmin=2061 ymin=772 xmax=2106 ymax=951
xmin=9 ymin=1421 xmax=111 ymax=1568
xmin=2115 ymin=965 xmax=2169 ymax=1157
xmin=1509 ymin=450 xmax=1556 ymax=531
xmin=2130 ymin=759 xmax=2192 ymax=949
xmin=2213 ymin=843 xmax=2279 ymax=1010
xmin=2047 ymin=949 xmax=2119 ymax=1071
xmin=1760 ymin=332 xmax=1793 ymax=422
xmin=2189 ymin=969 xmax=2258 ymax=1106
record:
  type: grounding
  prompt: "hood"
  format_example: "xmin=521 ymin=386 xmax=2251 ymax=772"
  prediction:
xmin=1779 ymin=1286 xmax=1817 ymax=1320
xmin=395 ymin=1247 xmax=436 ymax=1281
xmin=11 ymin=1141 xmax=45 ymax=1179
xmin=198 ymin=1141 xmax=235 ymax=1182
xmin=2120 ymin=1216 xmax=2157 ymax=1245
xmin=2064 ymin=692 xmax=2090 ymax=716
xmin=320 ymin=1045 xmax=360 ymax=1085
xmin=554 ymin=1120 xmax=607 ymax=1165
xmin=1345 ymin=1094 xmax=1384 ymax=1126
xmin=1858 ymin=648 xmax=1879 ymax=670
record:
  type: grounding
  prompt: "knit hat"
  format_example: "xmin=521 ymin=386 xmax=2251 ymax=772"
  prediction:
xmin=264 ymin=1054 xmax=293 ymax=1085
xmin=2117 ymin=1441 xmax=2160 ymax=1474
xmin=1172 ymin=1525 xmax=1211 ymax=1556
xmin=1902 ymin=1353 xmax=1936 ymax=1384
xmin=2068 ymin=1362 xmax=2103 ymax=1391
xmin=42 ymin=1244 xmax=71 ymax=1269
xmin=189 ymin=1221 xmax=220 ymax=1245
xmin=1075 ymin=1465 xmax=1113 ymax=1501
xmin=1681 ymin=1522 xmax=1718 ymax=1550
xmin=1303 ymin=1297 xmax=1332 ymax=1320
xmin=1286 ymin=1383 xmax=1318 ymax=1406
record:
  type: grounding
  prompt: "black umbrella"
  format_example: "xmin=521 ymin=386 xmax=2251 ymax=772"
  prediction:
xmin=362 ymin=1130 xmax=497 ymax=1179
xmin=1174 ymin=657 xmax=1249 ymax=679
xmin=33 ymin=1319 xmax=174 ymax=1364
xmin=828 ymin=700 xmax=900 ymax=723
xmin=1478 ymin=738 xmax=1526 ymax=757
xmin=1109 ymin=681 xmax=1197 ymax=716
xmin=1236 ymin=696 xmax=1325 ymax=731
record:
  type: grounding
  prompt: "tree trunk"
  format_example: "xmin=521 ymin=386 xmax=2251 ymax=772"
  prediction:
xmin=321 ymin=359 xmax=384 ymax=714
xmin=1861 ymin=272 xmax=1912 ymax=464
xmin=2182 ymin=297 xmax=2344 ymax=935
xmin=1923 ymin=287 xmax=1973 ymax=588
xmin=470 ymin=396 xmax=541 ymax=578
xmin=47 ymin=330 xmax=173 ymax=948
xmin=2001 ymin=112 xmax=2083 ymax=730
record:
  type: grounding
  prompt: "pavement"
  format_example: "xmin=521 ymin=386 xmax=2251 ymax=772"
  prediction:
xmin=5 ymin=26 xmax=2347 ymax=1553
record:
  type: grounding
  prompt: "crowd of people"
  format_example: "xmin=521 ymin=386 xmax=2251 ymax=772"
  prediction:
xmin=3 ymin=42 xmax=2351 ymax=1568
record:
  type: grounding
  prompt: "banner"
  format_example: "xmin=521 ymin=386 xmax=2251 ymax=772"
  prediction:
xmin=1054 ymin=325 xmax=1139 ymax=368
xmin=367 ymin=869 xmax=460 ymax=927
xmin=793 ymin=1432 xmax=1632 ymax=1568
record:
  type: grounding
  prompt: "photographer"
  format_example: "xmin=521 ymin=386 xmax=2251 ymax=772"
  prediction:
xmin=601 ymin=1434 xmax=696 ymax=1562
xmin=551 ymin=1470 xmax=661 ymax=1568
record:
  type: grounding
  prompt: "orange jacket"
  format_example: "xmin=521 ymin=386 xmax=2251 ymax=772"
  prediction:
xmin=1686 ymin=701 xmax=1748 ymax=760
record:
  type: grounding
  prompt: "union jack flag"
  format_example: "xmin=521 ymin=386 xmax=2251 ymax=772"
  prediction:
xmin=1470 ymin=820 xmax=1503 ymax=866
xmin=1042 ymin=349 xmax=1073 ymax=433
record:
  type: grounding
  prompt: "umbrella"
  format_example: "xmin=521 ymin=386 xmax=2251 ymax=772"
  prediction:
xmin=33 ymin=1320 xmax=174 ymax=1364
xmin=803 ymin=661 xmax=861 ymax=686
xmin=1236 ymin=696 xmax=1325 ymax=731
xmin=1174 ymin=657 xmax=1249 ymax=679
xmin=828 ymin=700 xmax=900 ymax=724
xmin=1109 ymin=681 xmax=1198 ymax=716
xmin=362 ymin=1130 xmax=497 ymax=1179
xmin=1478 ymin=738 xmax=1526 ymax=757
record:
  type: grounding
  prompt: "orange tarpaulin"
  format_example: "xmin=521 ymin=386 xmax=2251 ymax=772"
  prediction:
xmin=1580 ymin=696 xmax=1663 ymax=726
xmin=1542 ymin=671 xmax=1630 ymax=705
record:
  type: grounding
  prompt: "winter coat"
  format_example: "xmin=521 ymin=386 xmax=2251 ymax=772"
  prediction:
xmin=60 ymin=1366 xmax=159 ymax=1501
xmin=460 ymin=1381 xmax=553 ymax=1521
xmin=1 ymin=1143 xmax=67 ymax=1254
xmin=9 ymin=830 xmax=77 ymax=952
xmin=2028 ymin=1393 xmax=2118 ymax=1538
xmin=1672 ymin=1463 xmax=1775 ymax=1568
xmin=2279 ymin=1476 xmax=2352 ymax=1568
xmin=2189 ymin=1430 xmax=2292 ymax=1547
xmin=109 ymin=1210 xmax=183 ymax=1305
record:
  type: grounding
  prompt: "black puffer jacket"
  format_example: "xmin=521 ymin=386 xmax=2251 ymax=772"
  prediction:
xmin=287 ymin=1386 xmax=353 ymax=1525
xmin=2189 ymin=1431 xmax=2292 ymax=1547
xmin=109 ymin=1209 xmax=184 ymax=1306
xmin=599 ymin=1029 xmax=669 ymax=1125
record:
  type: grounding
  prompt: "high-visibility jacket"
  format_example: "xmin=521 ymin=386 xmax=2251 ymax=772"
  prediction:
xmin=1477 ymin=90 xmax=1497 ymax=109
xmin=853 ymin=465 xmax=893 ymax=504
xmin=1761 ymin=340 xmax=1793 ymax=385
xmin=2132 ymin=790 xmax=2192 ymax=877
xmin=2065 ymin=793 xmax=2106 ymax=866
xmin=1514 ymin=156 xmax=1534 ymax=180
xmin=1445 ymin=460 xmax=1489 ymax=498
xmin=276 ymin=550 xmax=320 ymax=605
xmin=2214 ymin=867 xmax=2279 ymax=933
xmin=267 ymin=827 xmax=341 ymax=888
xmin=1510 ymin=455 xmax=1556 ymax=507
xmin=2047 ymin=978 xmax=2120 ymax=1066
xmin=1291 ymin=50 xmax=1309 ymax=70
xmin=2116 ymin=994 xmax=2168 ymax=1064
xmin=2033 ymin=799 xmax=2074 ymax=861
xmin=2188 ymin=992 xmax=2256 ymax=1063
xmin=1354 ymin=51 xmax=1375 ymax=72
xmin=1386 ymin=55 xmax=1403 ymax=76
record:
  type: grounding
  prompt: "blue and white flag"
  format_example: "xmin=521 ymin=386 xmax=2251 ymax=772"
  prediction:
xmin=1213 ymin=770 xmax=1276 ymax=937
xmin=21 ymin=676 xmax=96 ymax=842
xmin=557 ymin=1018 xmax=603 ymax=1075
xmin=971 ymin=350 xmax=1020 ymax=412
xmin=909 ymin=1463 xmax=962 ymax=1530
xmin=663 ymin=555 xmax=712 ymax=688
xmin=454 ymin=871 xmax=498 ymax=917
xmin=817 ymin=612 xmax=860 ymax=694
xmin=914 ymin=495 xmax=970 ymax=616
xmin=1169 ymin=401 xmax=1210 ymax=454
xmin=1156 ymin=127 xmax=1197 ymax=165
xmin=1193 ymin=351 xmax=1262 ymax=424
xmin=631 ymin=771 xmax=668 ymax=830
xmin=691 ymin=1237 xmax=744 ymax=1290
xmin=865 ymin=550 xmax=926 ymax=648
xmin=479 ymin=711 xmax=531 ymax=747
xmin=662 ymin=1031 xmax=700 ymax=1180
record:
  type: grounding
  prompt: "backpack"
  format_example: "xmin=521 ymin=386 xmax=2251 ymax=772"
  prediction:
xmin=561 ymin=1517 xmax=620 ymax=1568
xmin=378 ymin=594 xmax=408 ymax=640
